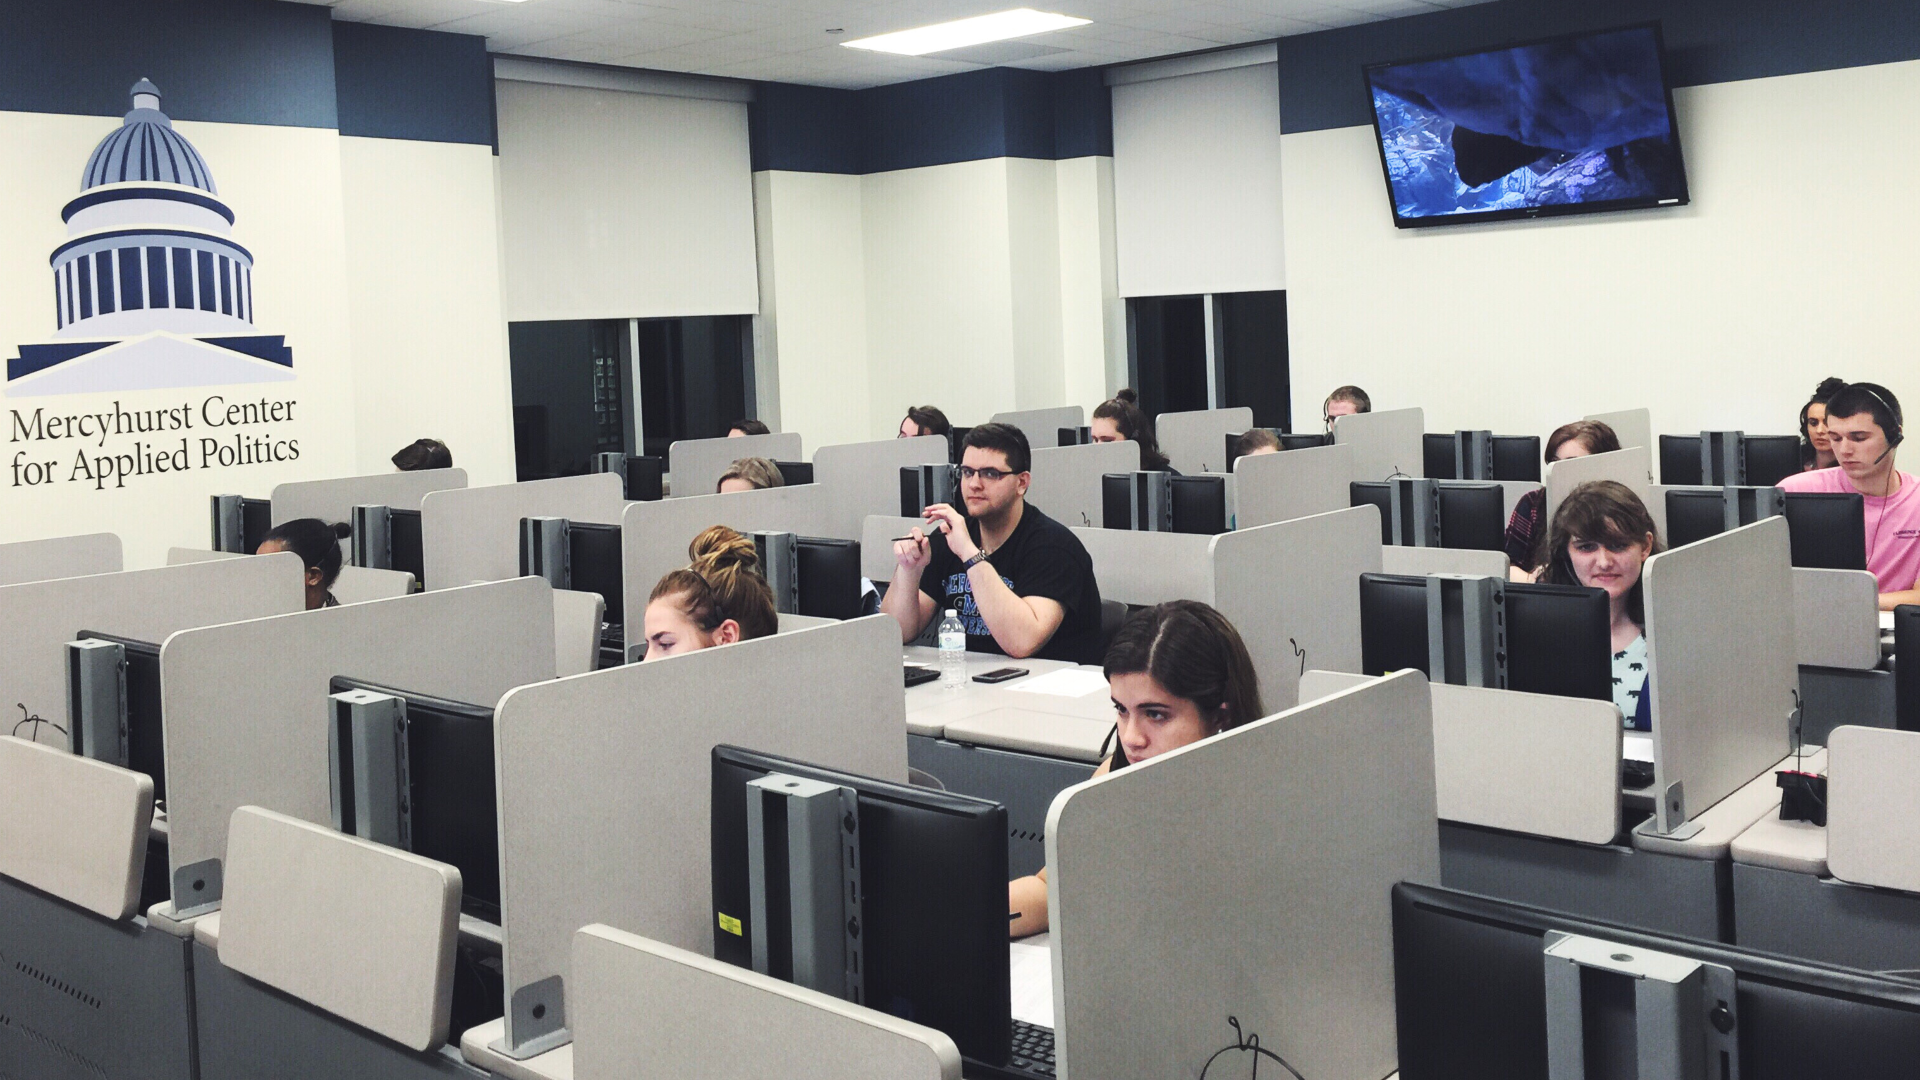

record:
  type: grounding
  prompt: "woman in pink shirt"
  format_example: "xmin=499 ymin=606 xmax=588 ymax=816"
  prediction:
xmin=1778 ymin=382 xmax=1920 ymax=610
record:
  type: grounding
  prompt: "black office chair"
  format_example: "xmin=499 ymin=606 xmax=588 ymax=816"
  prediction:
xmin=1098 ymin=599 xmax=1128 ymax=657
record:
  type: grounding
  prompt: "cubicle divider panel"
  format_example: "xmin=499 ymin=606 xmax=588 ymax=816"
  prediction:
xmin=160 ymin=578 xmax=556 ymax=905
xmin=168 ymin=547 xmax=415 ymax=603
xmin=1380 ymin=545 xmax=1508 ymax=579
xmin=1430 ymin=683 xmax=1622 ymax=845
xmin=1499 ymin=480 xmax=1542 ymax=524
xmin=167 ymin=547 xmax=243 ymax=565
xmin=1210 ymin=507 xmax=1382 ymax=712
xmin=571 ymin=925 xmax=961 ymax=1080
xmin=668 ymin=433 xmax=803 ymax=498
xmin=272 ymin=468 xmax=468 ymax=524
xmin=1071 ymin=528 xmax=1213 ymax=607
xmin=814 ymin=436 xmax=949 ymax=541
xmin=1233 ymin=443 xmax=1354 ymax=528
xmin=620 ymin=484 xmax=833 ymax=624
xmin=1544 ymin=446 xmax=1653 ymax=523
xmin=1157 ymin=407 xmax=1253 ymax=475
xmin=1028 ymin=441 xmax=1139 ymax=529
xmin=1643 ymin=517 xmax=1796 ymax=833
xmin=991 ymin=406 xmax=1085 ymax=452
xmin=1332 ymin=407 xmax=1424 ymax=482
xmin=494 ymin=617 xmax=904 ymax=1051
xmin=0 ymin=553 xmax=306 ymax=747
xmin=420 ymin=474 xmax=626 ymax=590
xmin=1299 ymin=669 xmax=1373 ymax=702
xmin=554 ymin=590 xmax=606 ymax=677
xmin=0 ymin=736 xmax=153 ymax=920
xmin=863 ymin=515 xmax=925 ymax=580
xmin=1047 ymin=670 xmax=1439 ymax=1080
xmin=0 ymin=531 xmax=121 ymax=586
xmin=1585 ymin=408 xmax=1654 ymax=458
xmin=1826 ymin=725 xmax=1920 ymax=894
xmin=1793 ymin=568 xmax=1882 ymax=670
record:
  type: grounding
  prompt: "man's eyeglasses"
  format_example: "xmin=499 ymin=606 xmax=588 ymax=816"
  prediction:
xmin=957 ymin=465 xmax=1014 ymax=482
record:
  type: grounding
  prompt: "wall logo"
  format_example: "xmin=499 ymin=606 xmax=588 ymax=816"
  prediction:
xmin=6 ymin=80 xmax=294 ymax=397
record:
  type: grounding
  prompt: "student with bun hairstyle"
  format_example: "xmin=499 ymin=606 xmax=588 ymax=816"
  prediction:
xmin=1007 ymin=600 xmax=1264 ymax=937
xmin=1799 ymin=376 xmax=1848 ymax=472
xmin=1090 ymin=388 xmax=1172 ymax=472
xmin=1535 ymin=480 xmax=1664 ymax=730
xmin=1504 ymin=419 xmax=1622 ymax=578
xmin=641 ymin=525 xmax=779 ymax=659
xmin=255 ymin=518 xmax=351 ymax=610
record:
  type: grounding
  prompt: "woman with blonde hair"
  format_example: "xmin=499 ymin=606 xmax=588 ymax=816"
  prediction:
xmin=640 ymin=525 xmax=779 ymax=660
xmin=716 ymin=457 xmax=786 ymax=494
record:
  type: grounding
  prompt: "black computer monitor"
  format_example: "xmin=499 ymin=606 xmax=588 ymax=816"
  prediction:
xmin=1170 ymin=475 xmax=1228 ymax=534
xmin=1350 ymin=481 xmax=1505 ymax=550
xmin=796 ymin=537 xmax=863 ymax=619
xmin=568 ymin=522 xmax=624 ymax=625
xmin=1744 ymin=435 xmax=1801 ymax=487
xmin=1664 ymin=488 xmax=1733 ymax=548
xmin=1490 ymin=435 xmax=1542 ymax=482
xmin=1422 ymin=434 xmax=1457 ymax=480
xmin=390 ymin=508 xmax=425 ymax=586
xmin=329 ymin=676 xmax=500 ymax=921
xmin=775 ymin=460 xmax=814 ymax=486
xmin=1660 ymin=434 xmax=1703 ymax=486
xmin=1782 ymin=492 xmax=1867 ymax=571
xmin=948 ymin=426 xmax=972 ymax=465
xmin=1357 ymin=575 xmax=1610 ymax=701
xmin=710 ymin=746 xmax=1010 ymax=1067
xmin=1101 ymin=472 xmax=1134 ymax=530
xmin=1393 ymin=882 xmax=1920 ymax=1079
xmin=1279 ymin=433 xmax=1329 ymax=451
xmin=76 ymin=632 xmax=165 ymax=804
xmin=1059 ymin=426 xmax=1090 ymax=447
xmin=1896 ymin=605 xmax=1920 ymax=733
xmin=624 ymin=455 xmax=665 ymax=501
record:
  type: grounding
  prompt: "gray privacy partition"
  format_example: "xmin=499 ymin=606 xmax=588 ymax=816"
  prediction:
xmin=1156 ymin=406 xmax=1252 ymax=475
xmin=492 ymin=617 xmax=904 ymax=1056
xmin=420 ymin=473 xmax=626 ymax=589
xmin=620 ymin=484 xmax=834 ymax=623
xmin=167 ymin=547 xmax=416 ymax=604
xmin=1076 ymin=506 xmax=1380 ymax=711
xmin=862 ymin=514 xmax=924 ymax=579
xmin=1544 ymin=445 xmax=1654 ymax=522
xmin=159 ymin=578 xmax=556 ymax=913
xmin=1586 ymin=407 xmax=1654 ymax=459
xmin=1332 ymin=406 xmax=1424 ymax=481
xmin=813 ymin=434 xmax=948 ymax=539
xmin=991 ymin=405 xmax=1084 ymax=450
xmin=1232 ymin=443 xmax=1354 ymax=528
xmin=668 ymin=432 xmax=803 ymax=497
xmin=0 ymin=554 xmax=305 ymax=748
xmin=1027 ymin=440 xmax=1137 ymax=529
xmin=1642 ymin=517 xmax=1797 ymax=836
xmin=1047 ymin=670 xmax=1439 ymax=1080
xmin=271 ymin=467 xmax=468 ymax=523
xmin=0 ymin=531 xmax=121 ymax=585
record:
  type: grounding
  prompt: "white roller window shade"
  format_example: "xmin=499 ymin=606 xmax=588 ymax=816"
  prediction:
xmin=1112 ymin=60 xmax=1286 ymax=297
xmin=496 ymin=78 xmax=759 ymax=321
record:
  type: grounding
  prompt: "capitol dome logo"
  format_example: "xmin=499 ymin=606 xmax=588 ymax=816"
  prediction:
xmin=6 ymin=80 xmax=295 ymax=397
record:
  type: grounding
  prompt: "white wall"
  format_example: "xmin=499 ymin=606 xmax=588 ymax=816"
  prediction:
xmin=1055 ymin=155 xmax=1127 ymax=411
xmin=751 ymin=169 xmax=870 ymax=448
xmin=338 ymin=136 xmax=516 ymax=486
xmin=1284 ymin=60 xmax=1920 ymax=439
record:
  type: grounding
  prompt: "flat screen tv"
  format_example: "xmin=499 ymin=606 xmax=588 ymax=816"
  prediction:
xmin=1365 ymin=22 xmax=1689 ymax=228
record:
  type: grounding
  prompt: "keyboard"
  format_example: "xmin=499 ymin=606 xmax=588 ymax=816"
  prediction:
xmin=969 ymin=1020 xmax=1056 ymax=1079
xmin=904 ymin=664 xmax=939 ymax=688
xmin=1622 ymin=758 xmax=1655 ymax=791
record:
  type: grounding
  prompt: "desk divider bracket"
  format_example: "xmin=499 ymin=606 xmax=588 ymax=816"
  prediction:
xmin=746 ymin=773 xmax=863 ymax=1003
xmin=494 ymin=975 xmax=569 ymax=1060
xmin=1424 ymin=575 xmax=1506 ymax=689
xmin=1454 ymin=430 xmax=1493 ymax=481
xmin=1390 ymin=478 xmax=1441 ymax=547
xmin=327 ymin=690 xmax=411 ymax=850
xmin=351 ymin=504 xmax=393 ymax=570
xmin=1543 ymin=931 xmax=1739 ymax=1080
xmin=519 ymin=517 xmax=571 ymax=590
xmin=66 ymin=638 xmax=128 ymax=766
xmin=753 ymin=531 xmax=801 ymax=614
xmin=171 ymin=857 xmax=223 ymax=918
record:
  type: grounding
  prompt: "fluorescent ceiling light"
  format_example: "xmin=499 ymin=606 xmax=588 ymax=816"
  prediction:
xmin=842 ymin=9 xmax=1091 ymax=56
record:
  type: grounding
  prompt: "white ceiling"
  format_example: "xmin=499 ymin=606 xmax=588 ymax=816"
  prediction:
xmin=304 ymin=0 xmax=1492 ymax=90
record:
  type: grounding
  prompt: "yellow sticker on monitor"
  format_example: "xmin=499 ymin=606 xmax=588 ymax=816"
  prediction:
xmin=717 ymin=912 xmax=743 ymax=936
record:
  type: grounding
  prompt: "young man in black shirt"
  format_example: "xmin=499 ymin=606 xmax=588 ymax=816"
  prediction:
xmin=882 ymin=423 xmax=1104 ymax=664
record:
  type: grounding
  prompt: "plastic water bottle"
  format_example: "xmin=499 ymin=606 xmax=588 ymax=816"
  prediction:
xmin=938 ymin=610 xmax=967 ymax=689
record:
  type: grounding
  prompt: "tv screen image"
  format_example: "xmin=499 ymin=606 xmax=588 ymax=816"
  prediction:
xmin=1366 ymin=23 xmax=1688 ymax=227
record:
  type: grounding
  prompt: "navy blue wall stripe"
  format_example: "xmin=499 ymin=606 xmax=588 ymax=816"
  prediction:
xmin=332 ymin=22 xmax=497 ymax=148
xmin=751 ymin=67 xmax=1114 ymax=174
xmin=0 ymin=0 xmax=338 ymax=129
xmin=1278 ymin=0 xmax=1920 ymax=134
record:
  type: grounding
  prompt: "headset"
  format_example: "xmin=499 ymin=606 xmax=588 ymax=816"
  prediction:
xmin=1854 ymin=383 xmax=1905 ymax=464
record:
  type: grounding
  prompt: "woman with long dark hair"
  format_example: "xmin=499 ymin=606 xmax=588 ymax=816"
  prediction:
xmin=1091 ymin=389 xmax=1172 ymax=472
xmin=1535 ymin=480 xmax=1666 ymax=730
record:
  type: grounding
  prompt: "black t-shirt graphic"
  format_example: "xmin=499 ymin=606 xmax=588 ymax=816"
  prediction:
xmin=919 ymin=503 xmax=1104 ymax=665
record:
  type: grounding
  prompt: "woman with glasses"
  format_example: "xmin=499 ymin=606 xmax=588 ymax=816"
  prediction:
xmin=640 ymin=525 xmax=779 ymax=660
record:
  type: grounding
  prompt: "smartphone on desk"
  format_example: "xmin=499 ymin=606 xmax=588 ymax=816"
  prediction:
xmin=973 ymin=667 xmax=1029 ymax=684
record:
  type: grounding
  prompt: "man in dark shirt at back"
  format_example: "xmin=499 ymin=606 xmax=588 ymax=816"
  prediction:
xmin=882 ymin=423 xmax=1104 ymax=665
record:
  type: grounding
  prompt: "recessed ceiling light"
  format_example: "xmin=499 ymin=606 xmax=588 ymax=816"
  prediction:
xmin=842 ymin=8 xmax=1091 ymax=56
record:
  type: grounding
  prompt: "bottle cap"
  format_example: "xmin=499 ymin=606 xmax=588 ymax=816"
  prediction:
xmin=945 ymin=609 xmax=957 ymax=618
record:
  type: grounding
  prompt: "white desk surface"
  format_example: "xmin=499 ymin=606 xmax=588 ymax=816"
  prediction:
xmin=1633 ymin=750 xmax=1813 ymax=859
xmin=462 ymin=1019 xmax=573 ymax=1080
xmin=903 ymin=647 xmax=1113 ymax=747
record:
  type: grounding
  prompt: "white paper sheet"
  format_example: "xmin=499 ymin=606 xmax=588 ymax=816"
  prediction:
xmin=1009 ymin=939 xmax=1054 ymax=1028
xmin=1007 ymin=667 xmax=1110 ymax=699
xmin=1622 ymin=732 xmax=1655 ymax=763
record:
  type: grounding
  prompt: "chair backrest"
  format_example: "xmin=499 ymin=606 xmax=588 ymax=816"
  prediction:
xmin=0 ymin=736 xmax=152 ymax=920
xmin=1098 ymin=598 xmax=1128 ymax=657
xmin=218 ymin=806 xmax=461 ymax=1052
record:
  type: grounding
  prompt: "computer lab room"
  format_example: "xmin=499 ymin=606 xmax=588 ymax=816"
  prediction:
xmin=4 ymin=0 xmax=1920 ymax=1077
